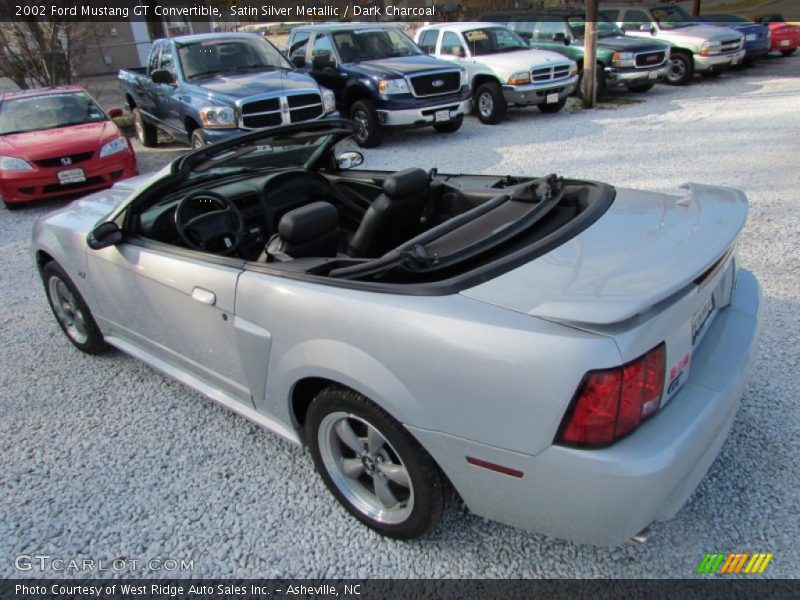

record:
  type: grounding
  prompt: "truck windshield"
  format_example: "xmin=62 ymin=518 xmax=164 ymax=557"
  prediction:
xmin=177 ymin=37 xmax=292 ymax=81
xmin=332 ymin=29 xmax=422 ymax=62
xmin=567 ymin=17 xmax=625 ymax=38
xmin=652 ymin=6 xmax=695 ymax=29
xmin=461 ymin=27 xmax=528 ymax=54
xmin=0 ymin=91 xmax=106 ymax=135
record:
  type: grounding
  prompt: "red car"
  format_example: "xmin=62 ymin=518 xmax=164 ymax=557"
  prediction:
xmin=755 ymin=14 xmax=800 ymax=55
xmin=0 ymin=86 xmax=138 ymax=209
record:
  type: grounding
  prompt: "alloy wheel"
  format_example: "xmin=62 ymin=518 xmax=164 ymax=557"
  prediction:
xmin=478 ymin=92 xmax=494 ymax=119
xmin=353 ymin=110 xmax=369 ymax=143
xmin=317 ymin=412 xmax=414 ymax=524
xmin=48 ymin=276 xmax=88 ymax=344
xmin=668 ymin=57 xmax=687 ymax=83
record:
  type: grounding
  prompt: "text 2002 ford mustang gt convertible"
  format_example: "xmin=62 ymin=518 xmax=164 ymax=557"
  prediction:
xmin=33 ymin=120 xmax=760 ymax=545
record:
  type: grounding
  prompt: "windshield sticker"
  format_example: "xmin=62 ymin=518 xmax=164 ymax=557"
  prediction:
xmin=465 ymin=30 xmax=489 ymax=42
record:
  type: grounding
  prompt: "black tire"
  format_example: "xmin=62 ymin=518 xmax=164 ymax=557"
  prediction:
xmin=538 ymin=97 xmax=567 ymax=114
xmin=190 ymin=129 xmax=206 ymax=149
xmin=665 ymin=51 xmax=694 ymax=85
xmin=474 ymin=82 xmax=507 ymax=124
xmin=3 ymin=200 xmax=22 ymax=211
xmin=132 ymin=108 xmax=157 ymax=147
xmin=781 ymin=49 xmax=797 ymax=57
xmin=306 ymin=386 xmax=451 ymax=539
xmin=578 ymin=64 xmax=608 ymax=102
xmin=432 ymin=115 xmax=463 ymax=133
xmin=349 ymin=100 xmax=383 ymax=148
xmin=628 ymin=83 xmax=656 ymax=93
xmin=41 ymin=261 xmax=106 ymax=354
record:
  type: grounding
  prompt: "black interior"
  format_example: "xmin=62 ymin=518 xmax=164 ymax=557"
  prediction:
xmin=135 ymin=162 xmax=609 ymax=285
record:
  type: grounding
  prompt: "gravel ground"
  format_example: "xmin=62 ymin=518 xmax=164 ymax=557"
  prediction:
xmin=1 ymin=55 xmax=799 ymax=579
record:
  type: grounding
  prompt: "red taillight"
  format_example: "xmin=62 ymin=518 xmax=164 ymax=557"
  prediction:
xmin=556 ymin=344 xmax=666 ymax=447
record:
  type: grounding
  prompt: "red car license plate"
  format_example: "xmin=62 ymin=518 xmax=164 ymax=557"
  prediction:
xmin=57 ymin=168 xmax=86 ymax=185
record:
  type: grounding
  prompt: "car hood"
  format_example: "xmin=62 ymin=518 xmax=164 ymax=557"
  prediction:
xmin=659 ymin=24 xmax=743 ymax=45
xmin=0 ymin=121 xmax=120 ymax=161
xmin=194 ymin=70 xmax=320 ymax=101
xmin=706 ymin=22 xmax=769 ymax=36
xmin=348 ymin=55 xmax=459 ymax=78
xmin=475 ymin=49 xmax=573 ymax=72
xmin=461 ymin=183 xmax=748 ymax=325
xmin=595 ymin=35 xmax=669 ymax=52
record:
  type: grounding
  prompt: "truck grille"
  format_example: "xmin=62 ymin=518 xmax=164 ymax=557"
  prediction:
xmin=530 ymin=64 xmax=572 ymax=82
xmin=634 ymin=50 xmax=667 ymax=68
xmin=239 ymin=93 xmax=323 ymax=129
xmin=720 ymin=38 xmax=743 ymax=53
xmin=34 ymin=151 xmax=94 ymax=168
xmin=408 ymin=71 xmax=461 ymax=97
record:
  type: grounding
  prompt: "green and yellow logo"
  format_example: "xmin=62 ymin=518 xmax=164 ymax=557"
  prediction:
xmin=696 ymin=552 xmax=773 ymax=574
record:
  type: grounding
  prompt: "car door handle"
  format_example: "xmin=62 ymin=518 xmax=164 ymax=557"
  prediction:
xmin=191 ymin=287 xmax=216 ymax=305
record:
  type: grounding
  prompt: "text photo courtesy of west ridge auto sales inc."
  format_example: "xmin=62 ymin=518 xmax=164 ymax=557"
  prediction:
xmin=0 ymin=0 xmax=798 ymax=596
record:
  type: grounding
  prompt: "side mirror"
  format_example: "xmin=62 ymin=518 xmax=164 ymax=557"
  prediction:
xmin=291 ymin=55 xmax=306 ymax=68
xmin=336 ymin=151 xmax=364 ymax=170
xmin=312 ymin=54 xmax=333 ymax=70
xmin=107 ymin=107 xmax=123 ymax=119
xmin=151 ymin=69 xmax=174 ymax=85
xmin=87 ymin=222 xmax=122 ymax=250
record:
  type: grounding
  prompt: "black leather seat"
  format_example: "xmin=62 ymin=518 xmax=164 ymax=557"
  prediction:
xmin=259 ymin=201 xmax=340 ymax=262
xmin=348 ymin=168 xmax=430 ymax=258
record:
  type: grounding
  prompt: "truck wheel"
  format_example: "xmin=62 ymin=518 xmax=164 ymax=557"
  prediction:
xmin=780 ymin=49 xmax=796 ymax=56
xmin=628 ymin=83 xmax=656 ymax=93
xmin=306 ymin=386 xmax=450 ymax=539
xmin=349 ymin=100 xmax=383 ymax=148
xmin=474 ymin=82 xmax=507 ymax=124
xmin=190 ymin=129 xmax=206 ymax=149
xmin=538 ymin=98 xmax=567 ymax=114
xmin=432 ymin=116 xmax=463 ymax=133
xmin=132 ymin=108 xmax=157 ymax=147
xmin=578 ymin=65 xmax=608 ymax=102
xmin=665 ymin=51 xmax=693 ymax=85
xmin=42 ymin=261 xmax=106 ymax=354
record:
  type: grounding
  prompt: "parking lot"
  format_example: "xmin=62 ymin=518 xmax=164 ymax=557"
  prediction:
xmin=1 ymin=55 xmax=798 ymax=578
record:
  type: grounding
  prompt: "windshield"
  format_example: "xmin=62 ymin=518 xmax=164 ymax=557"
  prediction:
xmin=652 ymin=6 xmax=695 ymax=29
xmin=177 ymin=37 xmax=292 ymax=80
xmin=332 ymin=29 xmax=422 ymax=61
xmin=188 ymin=130 xmax=336 ymax=180
xmin=0 ymin=91 xmax=106 ymax=135
xmin=462 ymin=26 xmax=528 ymax=54
xmin=704 ymin=14 xmax=747 ymax=23
xmin=567 ymin=17 xmax=625 ymax=38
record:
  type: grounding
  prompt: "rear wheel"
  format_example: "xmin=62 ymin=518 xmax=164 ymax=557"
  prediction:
xmin=538 ymin=97 xmax=567 ymax=114
xmin=781 ymin=48 xmax=797 ymax=56
xmin=42 ymin=262 xmax=105 ymax=354
xmin=628 ymin=83 xmax=656 ymax=93
xmin=306 ymin=386 xmax=450 ymax=539
xmin=132 ymin=108 xmax=157 ymax=147
xmin=432 ymin=115 xmax=463 ymax=133
xmin=349 ymin=100 xmax=383 ymax=148
xmin=474 ymin=82 xmax=507 ymax=124
xmin=665 ymin=51 xmax=693 ymax=85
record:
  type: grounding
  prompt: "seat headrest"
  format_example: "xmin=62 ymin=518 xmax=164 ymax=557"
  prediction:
xmin=382 ymin=168 xmax=429 ymax=199
xmin=278 ymin=201 xmax=339 ymax=244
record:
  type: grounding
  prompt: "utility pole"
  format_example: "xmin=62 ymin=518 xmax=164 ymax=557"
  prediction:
xmin=691 ymin=0 xmax=702 ymax=18
xmin=583 ymin=0 xmax=598 ymax=109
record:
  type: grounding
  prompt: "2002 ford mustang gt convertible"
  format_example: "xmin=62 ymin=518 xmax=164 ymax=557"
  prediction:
xmin=33 ymin=120 xmax=761 ymax=545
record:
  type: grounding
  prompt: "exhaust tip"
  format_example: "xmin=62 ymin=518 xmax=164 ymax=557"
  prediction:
xmin=631 ymin=526 xmax=652 ymax=544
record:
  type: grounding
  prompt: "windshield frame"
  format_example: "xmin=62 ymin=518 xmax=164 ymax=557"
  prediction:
xmin=331 ymin=28 xmax=423 ymax=62
xmin=567 ymin=16 xmax=626 ymax=38
xmin=460 ymin=26 xmax=529 ymax=55
xmin=0 ymin=90 xmax=109 ymax=136
xmin=176 ymin=36 xmax=293 ymax=81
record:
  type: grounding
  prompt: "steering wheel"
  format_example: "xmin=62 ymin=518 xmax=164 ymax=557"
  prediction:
xmin=175 ymin=190 xmax=245 ymax=256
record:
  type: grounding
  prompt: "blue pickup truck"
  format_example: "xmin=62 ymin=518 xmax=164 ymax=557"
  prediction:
xmin=119 ymin=33 xmax=337 ymax=149
xmin=285 ymin=24 xmax=471 ymax=147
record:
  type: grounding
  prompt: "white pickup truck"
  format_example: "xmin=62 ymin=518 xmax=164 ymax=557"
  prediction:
xmin=416 ymin=23 xmax=578 ymax=124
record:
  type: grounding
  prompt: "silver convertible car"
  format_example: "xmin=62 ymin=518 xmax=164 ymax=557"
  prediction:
xmin=33 ymin=120 xmax=760 ymax=545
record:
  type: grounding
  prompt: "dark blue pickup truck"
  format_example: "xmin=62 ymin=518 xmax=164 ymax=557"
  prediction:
xmin=119 ymin=33 xmax=337 ymax=149
xmin=285 ymin=24 xmax=472 ymax=147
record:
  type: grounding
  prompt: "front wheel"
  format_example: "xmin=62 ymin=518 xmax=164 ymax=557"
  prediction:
xmin=474 ymin=82 xmax=507 ymax=124
xmin=306 ymin=386 xmax=450 ymax=539
xmin=432 ymin=116 xmax=463 ymax=133
xmin=190 ymin=129 xmax=206 ymax=149
xmin=578 ymin=65 xmax=608 ymax=102
xmin=349 ymin=100 xmax=383 ymax=148
xmin=42 ymin=262 xmax=106 ymax=354
xmin=132 ymin=108 xmax=157 ymax=147
xmin=538 ymin=98 xmax=567 ymax=114
xmin=781 ymin=48 xmax=797 ymax=56
xmin=665 ymin=52 xmax=694 ymax=85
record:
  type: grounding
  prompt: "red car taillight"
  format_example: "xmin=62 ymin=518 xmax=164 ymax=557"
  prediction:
xmin=556 ymin=344 xmax=666 ymax=447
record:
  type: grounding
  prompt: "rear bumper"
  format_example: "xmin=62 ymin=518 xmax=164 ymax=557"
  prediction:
xmin=606 ymin=65 xmax=669 ymax=87
xmin=502 ymin=75 xmax=578 ymax=105
xmin=378 ymin=98 xmax=471 ymax=127
xmin=694 ymin=49 xmax=746 ymax=71
xmin=0 ymin=152 xmax=138 ymax=205
xmin=410 ymin=269 xmax=761 ymax=546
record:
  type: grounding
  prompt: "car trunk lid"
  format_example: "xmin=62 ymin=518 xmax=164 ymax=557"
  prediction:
xmin=460 ymin=183 xmax=748 ymax=326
